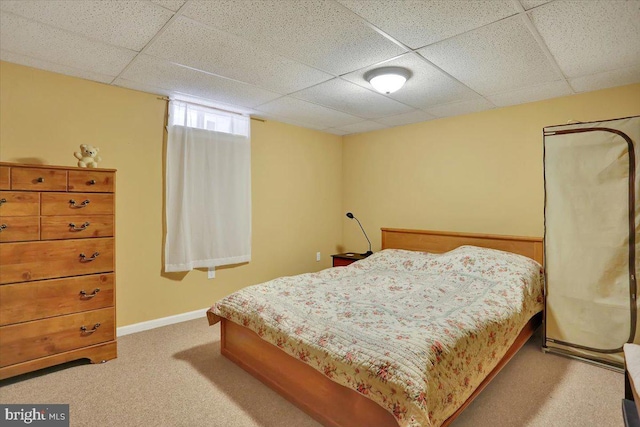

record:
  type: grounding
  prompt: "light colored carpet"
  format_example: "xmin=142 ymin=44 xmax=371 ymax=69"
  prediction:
xmin=0 ymin=319 xmax=623 ymax=427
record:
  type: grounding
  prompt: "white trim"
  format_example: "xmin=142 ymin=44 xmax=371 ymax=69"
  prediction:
xmin=116 ymin=307 xmax=210 ymax=337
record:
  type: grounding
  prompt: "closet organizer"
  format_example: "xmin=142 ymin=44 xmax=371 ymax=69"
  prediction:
xmin=543 ymin=115 xmax=639 ymax=369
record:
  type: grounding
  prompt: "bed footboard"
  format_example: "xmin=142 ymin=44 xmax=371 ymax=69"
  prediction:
xmin=217 ymin=313 xmax=542 ymax=427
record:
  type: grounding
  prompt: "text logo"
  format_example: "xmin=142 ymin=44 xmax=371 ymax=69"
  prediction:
xmin=1 ymin=405 xmax=69 ymax=426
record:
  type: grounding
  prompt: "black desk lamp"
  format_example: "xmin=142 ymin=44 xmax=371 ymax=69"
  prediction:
xmin=346 ymin=212 xmax=373 ymax=256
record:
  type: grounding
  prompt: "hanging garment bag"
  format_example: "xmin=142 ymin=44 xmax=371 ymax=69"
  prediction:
xmin=543 ymin=115 xmax=639 ymax=369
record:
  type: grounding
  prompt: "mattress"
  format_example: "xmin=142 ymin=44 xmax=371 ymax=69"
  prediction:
xmin=212 ymin=246 xmax=544 ymax=427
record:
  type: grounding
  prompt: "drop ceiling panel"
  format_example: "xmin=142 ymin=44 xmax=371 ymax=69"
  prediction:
xmin=418 ymin=15 xmax=561 ymax=95
xmin=113 ymin=77 xmax=172 ymax=97
xmin=114 ymin=77 xmax=261 ymax=116
xmin=530 ymin=1 xmax=640 ymax=78
xmin=519 ymin=0 xmax=551 ymax=10
xmin=374 ymin=110 xmax=437 ymax=127
xmin=376 ymin=111 xmax=437 ymax=126
xmin=181 ymin=0 xmax=407 ymax=75
xmin=292 ymin=78 xmax=414 ymax=119
xmin=145 ymin=16 xmax=333 ymax=94
xmin=342 ymin=53 xmax=480 ymax=109
xmin=258 ymin=114 xmax=329 ymax=132
xmin=255 ymin=96 xmax=364 ymax=129
xmin=337 ymin=0 xmax=517 ymax=49
xmin=425 ymin=98 xmax=494 ymax=118
xmin=0 ymin=12 xmax=137 ymax=76
xmin=1 ymin=1 xmax=638 ymax=135
xmin=120 ymin=55 xmax=281 ymax=108
xmin=150 ymin=0 xmax=186 ymax=12
xmin=487 ymin=80 xmax=572 ymax=107
xmin=334 ymin=120 xmax=388 ymax=134
xmin=0 ymin=0 xmax=173 ymax=51
xmin=570 ymin=65 xmax=640 ymax=93
xmin=0 ymin=50 xmax=115 ymax=84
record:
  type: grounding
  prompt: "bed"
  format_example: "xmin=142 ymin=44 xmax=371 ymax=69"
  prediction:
xmin=207 ymin=228 xmax=544 ymax=427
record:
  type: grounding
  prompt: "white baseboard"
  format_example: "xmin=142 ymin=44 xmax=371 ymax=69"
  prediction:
xmin=116 ymin=307 xmax=210 ymax=337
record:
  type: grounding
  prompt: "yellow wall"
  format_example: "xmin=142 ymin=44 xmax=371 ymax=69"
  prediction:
xmin=3 ymin=61 xmax=640 ymax=326
xmin=0 ymin=61 xmax=344 ymax=326
xmin=342 ymin=84 xmax=640 ymax=252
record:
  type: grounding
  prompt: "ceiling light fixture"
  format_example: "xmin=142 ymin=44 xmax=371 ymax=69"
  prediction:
xmin=364 ymin=66 xmax=411 ymax=95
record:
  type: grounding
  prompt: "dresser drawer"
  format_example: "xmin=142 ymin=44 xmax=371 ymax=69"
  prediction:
xmin=41 ymin=193 xmax=113 ymax=215
xmin=11 ymin=167 xmax=67 ymax=191
xmin=0 ymin=307 xmax=114 ymax=367
xmin=0 ymin=238 xmax=114 ymax=284
xmin=0 ymin=216 xmax=39 ymax=242
xmin=68 ymin=170 xmax=115 ymax=193
xmin=0 ymin=167 xmax=9 ymax=190
xmin=0 ymin=192 xmax=40 ymax=216
xmin=41 ymin=215 xmax=114 ymax=240
xmin=0 ymin=274 xmax=114 ymax=325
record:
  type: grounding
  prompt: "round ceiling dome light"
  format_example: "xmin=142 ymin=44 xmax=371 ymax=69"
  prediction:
xmin=364 ymin=67 xmax=411 ymax=94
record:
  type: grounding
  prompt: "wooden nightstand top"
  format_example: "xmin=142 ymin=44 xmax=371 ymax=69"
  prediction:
xmin=331 ymin=252 xmax=370 ymax=261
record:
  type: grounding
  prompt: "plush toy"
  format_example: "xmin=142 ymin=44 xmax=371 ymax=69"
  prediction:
xmin=74 ymin=144 xmax=102 ymax=168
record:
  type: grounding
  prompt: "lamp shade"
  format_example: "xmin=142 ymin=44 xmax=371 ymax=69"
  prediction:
xmin=364 ymin=67 xmax=411 ymax=94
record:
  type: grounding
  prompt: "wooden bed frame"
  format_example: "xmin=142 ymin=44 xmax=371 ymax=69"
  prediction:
xmin=207 ymin=228 xmax=544 ymax=427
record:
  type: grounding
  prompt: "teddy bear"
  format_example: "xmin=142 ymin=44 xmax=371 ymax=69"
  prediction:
xmin=74 ymin=144 xmax=102 ymax=168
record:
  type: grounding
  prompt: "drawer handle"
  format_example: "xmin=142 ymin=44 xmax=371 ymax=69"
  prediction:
xmin=79 ymin=252 xmax=100 ymax=262
xmin=80 ymin=323 xmax=101 ymax=334
xmin=88 ymin=179 xmax=96 ymax=185
xmin=0 ymin=198 xmax=6 ymax=205
xmin=69 ymin=199 xmax=90 ymax=208
xmin=0 ymin=224 xmax=6 ymax=232
xmin=36 ymin=177 xmax=45 ymax=183
xmin=80 ymin=288 xmax=101 ymax=298
xmin=69 ymin=221 xmax=90 ymax=231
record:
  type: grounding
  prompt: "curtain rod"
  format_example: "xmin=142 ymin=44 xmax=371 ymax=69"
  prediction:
xmin=157 ymin=96 xmax=265 ymax=122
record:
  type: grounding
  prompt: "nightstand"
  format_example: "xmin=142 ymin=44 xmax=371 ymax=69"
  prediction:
xmin=331 ymin=252 xmax=370 ymax=267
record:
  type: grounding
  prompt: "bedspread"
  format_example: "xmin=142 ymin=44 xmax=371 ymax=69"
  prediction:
xmin=211 ymin=246 xmax=544 ymax=427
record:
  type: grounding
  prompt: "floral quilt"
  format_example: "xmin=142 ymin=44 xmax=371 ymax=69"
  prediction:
xmin=211 ymin=246 xmax=544 ymax=427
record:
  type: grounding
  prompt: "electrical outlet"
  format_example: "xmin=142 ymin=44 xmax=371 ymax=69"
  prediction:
xmin=316 ymin=252 xmax=321 ymax=262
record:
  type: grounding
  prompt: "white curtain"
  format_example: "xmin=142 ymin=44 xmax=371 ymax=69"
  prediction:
xmin=165 ymin=100 xmax=251 ymax=272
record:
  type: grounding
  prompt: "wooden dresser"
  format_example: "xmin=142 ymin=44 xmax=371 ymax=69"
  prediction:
xmin=0 ymin=162 xmax=117 ymax=379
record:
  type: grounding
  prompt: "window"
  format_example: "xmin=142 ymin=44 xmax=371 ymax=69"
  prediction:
xmin=168 ymin=101 xmax=249 ymax=136
xmin=164 ymin=100 xmax=251 ymax=273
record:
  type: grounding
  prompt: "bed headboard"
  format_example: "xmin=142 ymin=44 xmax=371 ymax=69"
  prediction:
xmin=381 ymin=228 xmax=543 ymax=264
